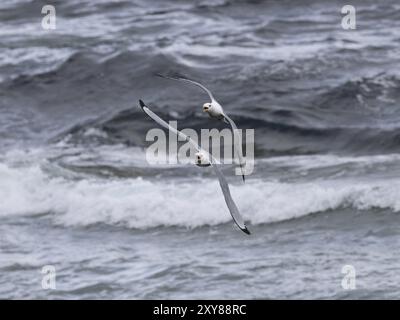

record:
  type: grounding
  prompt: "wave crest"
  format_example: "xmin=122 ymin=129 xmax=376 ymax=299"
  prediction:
xmin=1 ymin=161 xmax=400 ymax=229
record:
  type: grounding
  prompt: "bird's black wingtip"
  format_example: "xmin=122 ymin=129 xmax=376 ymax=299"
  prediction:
xmin=242 ymin=227 xmax=251 ymax=235
xmin=139 ymin=99 xmax=146 ymax=109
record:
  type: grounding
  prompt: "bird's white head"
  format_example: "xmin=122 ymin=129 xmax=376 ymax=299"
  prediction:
xmin=195 ymin=152 xmax=211 ymax=167
xmin=203 ymin=103 xmax=212 ymax=113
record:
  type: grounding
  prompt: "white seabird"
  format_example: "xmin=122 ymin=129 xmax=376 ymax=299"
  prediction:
xmin=156 ymin=74 xmax=246 ymax=182
xmin=139 ymin=99 xmax=250 ymax=235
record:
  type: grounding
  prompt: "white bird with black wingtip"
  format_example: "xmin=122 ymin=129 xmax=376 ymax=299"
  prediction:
xmin=139 ymin=99 xmax=250 ymax=235
xmin=157 ymin=74 xmax=247 ymax=182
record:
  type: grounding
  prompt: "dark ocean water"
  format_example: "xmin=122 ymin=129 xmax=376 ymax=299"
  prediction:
xmin=1 ymin=0 xmax=400 ymax=299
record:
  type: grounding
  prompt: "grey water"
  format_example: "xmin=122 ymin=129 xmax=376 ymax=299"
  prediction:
xmin=1 ymin=0 xmax=400 ymax=299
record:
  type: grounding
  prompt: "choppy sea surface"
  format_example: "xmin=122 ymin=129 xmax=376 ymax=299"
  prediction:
xmin=1 ymin=0 xmax=400 ymax=299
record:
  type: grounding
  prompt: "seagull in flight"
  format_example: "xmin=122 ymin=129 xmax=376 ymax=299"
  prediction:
xmin=139 ymin=99 xmax=250 ymax=235
xmin=157 ymin=74 xmax=246 ymax=182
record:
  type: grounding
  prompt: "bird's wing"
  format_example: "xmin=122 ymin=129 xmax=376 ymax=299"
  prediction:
xmin=139 ymin=99 xmax=201 ymax=150
xmin=223 ymin=114 xmax=246 ymax=182
xmin=211 ymin=163 xmax=250 ymax=235
xmin=139 ymin=100 xmax=216 ymax=162
xmin=157 ymin=74 xmax=215 ymax=101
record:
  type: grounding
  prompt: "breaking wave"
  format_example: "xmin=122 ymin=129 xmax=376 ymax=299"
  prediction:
xmin=1 ymin=157 xmax=400 ymax=230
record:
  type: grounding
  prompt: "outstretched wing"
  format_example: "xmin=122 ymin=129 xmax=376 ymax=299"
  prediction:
xmin=211 ymin=163 xmax=250 ymax=235
xmin=157 ymin=74 xmax=215 ymax=101
xmin=139 ymin=99 xmax=201 ymax=151
xmin=139 ymin=100 xmax=217 ymax=164
xmin=223 ymin=114 xmax=246 ymax=182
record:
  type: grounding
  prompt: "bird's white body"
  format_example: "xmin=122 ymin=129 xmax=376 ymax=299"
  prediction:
xmin=195 ymin=151 xmax=211 ymax=167
xmin=203 ymin=100 xmax=225 ymax=120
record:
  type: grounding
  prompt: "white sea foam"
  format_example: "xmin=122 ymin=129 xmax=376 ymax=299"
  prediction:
xmin=262 ymin=154 xmax=400 ymax=170
xmin=1 ymin=156 xmax=400 ymax=229
xmin=0 ymin=47 xmax=75 ymax=83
